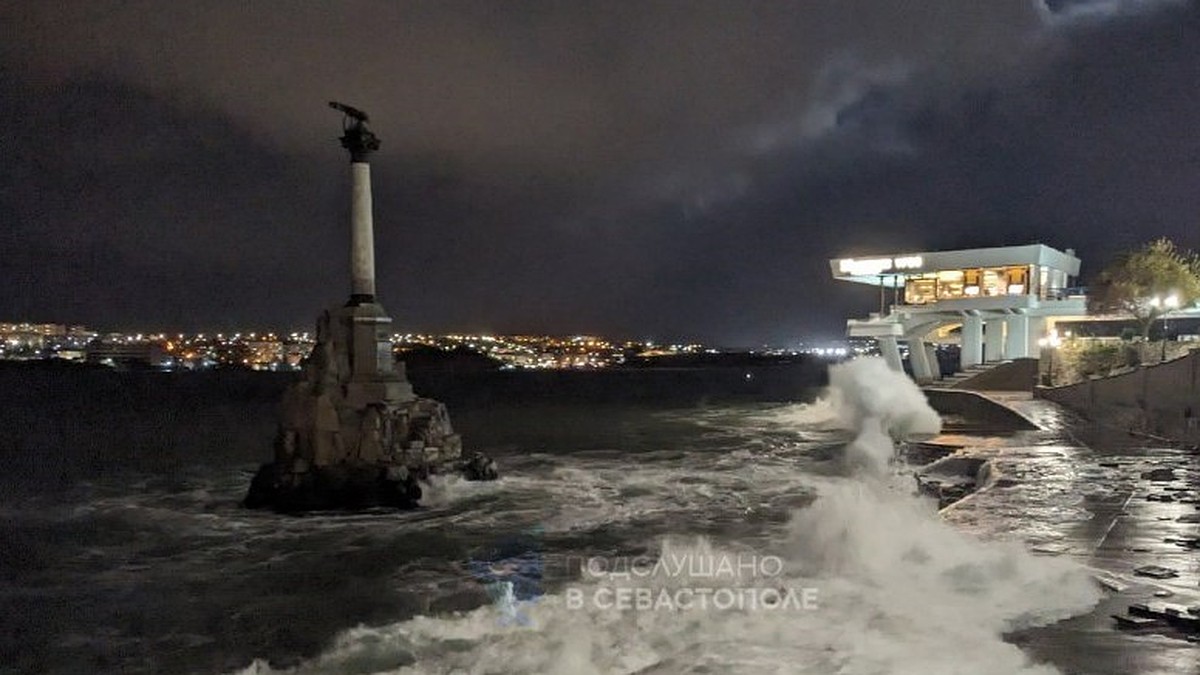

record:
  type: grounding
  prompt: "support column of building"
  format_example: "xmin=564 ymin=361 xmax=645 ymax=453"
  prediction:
xmin=984 ymin=316 xmax=1005 ymax=362
xmin=960 ymin=313 xmax=983 ymax=369
xmin=926 ymin=343 xmax=941 ymax=379
xmin=878 ymin=336 xmax=903 ymax=372
xmin=1026 ymin=316 xmax=1047 ymax=357
xmin=1004 ymin=313 xmax=1029 ymax=359
xmin=909 ymin=336 xmax=936 ymax=382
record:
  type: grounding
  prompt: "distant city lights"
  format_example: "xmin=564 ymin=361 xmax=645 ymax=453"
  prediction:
xmin=0 ymin=320 xmax=882 ymax=370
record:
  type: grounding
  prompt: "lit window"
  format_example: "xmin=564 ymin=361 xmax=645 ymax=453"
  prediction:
xmin=1004 ymin=266 xmax=1028 ymax=294
xmin=905 ymin=277 xmax=938 ymax=304
xmin=936 ymin=270 xmax=965 ymax=300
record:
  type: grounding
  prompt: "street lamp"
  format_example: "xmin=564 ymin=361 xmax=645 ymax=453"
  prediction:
xmin=1037 ymin=329 xmax=1061 ymax=386
xmin=1148 ymin=293 xmax=1180 ymax=361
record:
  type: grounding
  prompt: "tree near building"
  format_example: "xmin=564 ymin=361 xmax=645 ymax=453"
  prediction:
xmin=1088 ymin=238 xmax=1200 ymax=339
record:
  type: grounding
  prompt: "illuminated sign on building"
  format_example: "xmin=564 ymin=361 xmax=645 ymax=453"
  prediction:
xmin=836 ymin=256 xmax=924 ymax=276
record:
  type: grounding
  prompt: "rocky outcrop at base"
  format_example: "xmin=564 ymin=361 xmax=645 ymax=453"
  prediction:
xmin=245 ymin=450 xmax=498 ymax=512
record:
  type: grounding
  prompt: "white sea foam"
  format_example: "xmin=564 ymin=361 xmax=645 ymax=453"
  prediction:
xmin=232 ymin=357 xmax=1100 ymax=675
xmin=417 ymin=474 xmax=507 ymax=509
xmin=231 ymin=524 xmax=1096 ymax=674
xmin=827 ymin=356 xmax=942 ymax=474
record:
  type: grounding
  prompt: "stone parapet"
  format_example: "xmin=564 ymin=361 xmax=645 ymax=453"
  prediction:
xmin=1036 ymin=349 xmax=1200 ymax=445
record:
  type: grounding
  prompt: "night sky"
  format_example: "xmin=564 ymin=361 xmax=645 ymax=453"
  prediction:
xmin=2 ymin=1 xmax=1198 ymax=346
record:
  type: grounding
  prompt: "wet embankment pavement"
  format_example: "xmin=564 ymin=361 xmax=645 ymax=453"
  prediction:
xmin=932 ymin=393 xmax=1199 ymax=675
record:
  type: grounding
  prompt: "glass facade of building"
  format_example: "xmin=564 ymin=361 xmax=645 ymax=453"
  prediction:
xmin=903 ymin=265 xmax=1045 ymax=305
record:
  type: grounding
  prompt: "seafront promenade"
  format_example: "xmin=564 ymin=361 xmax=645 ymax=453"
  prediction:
xmin=933 ymin=391 xmax=1198 ymax=674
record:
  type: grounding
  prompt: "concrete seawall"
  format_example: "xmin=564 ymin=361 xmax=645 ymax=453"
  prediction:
xmin=923 ymin=388 xmax=1039 ymax=432
xmin=914 ymin=389 xmax=1037 ymax=511
xmin=1035 ymin=349 xmax=1200 ymax=445
xmin=946 ymin=358 xmax=1039 ymax=391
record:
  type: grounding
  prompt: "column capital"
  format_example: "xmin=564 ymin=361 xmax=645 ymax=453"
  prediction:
xmin=340 ymin=122 xmax=380 ymax=162
xmin=329 ymin=102 xmax=381 ymax=162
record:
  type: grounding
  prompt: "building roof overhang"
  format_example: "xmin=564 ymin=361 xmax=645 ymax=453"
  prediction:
xmin=829 ymin=244 xmax=1081 ymax=287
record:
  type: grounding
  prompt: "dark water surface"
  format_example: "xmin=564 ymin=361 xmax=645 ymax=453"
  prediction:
xmin=0 ymin=364 xmax=828 ymax=674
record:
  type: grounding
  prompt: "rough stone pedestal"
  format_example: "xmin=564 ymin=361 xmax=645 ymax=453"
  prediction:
xmin=244 ymin=301 xmax=497 ymax=512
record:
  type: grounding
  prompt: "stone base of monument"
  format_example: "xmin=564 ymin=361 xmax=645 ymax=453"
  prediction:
xmin=243 ymin=303 xmax=498 ymax=513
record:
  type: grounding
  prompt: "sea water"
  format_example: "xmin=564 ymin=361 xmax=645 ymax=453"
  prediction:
xmin=233 ymin=358 xmax=1099 ymax=674
xmin=0 ymin=360 xmax=1101 ymax=674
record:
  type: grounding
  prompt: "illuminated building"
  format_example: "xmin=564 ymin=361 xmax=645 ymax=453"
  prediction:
xmin=0 ymin=322 xmax=64 ymax=350
xmin=244 ymin=340 xmax=285 ymax=370
xmin=830 ymin=245 xmax=1087 ymax=381
xmin=85 ymin=340 xmax=171 ymax=368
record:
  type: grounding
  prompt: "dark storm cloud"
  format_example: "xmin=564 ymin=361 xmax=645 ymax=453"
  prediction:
xmin=1 ymin=1 xmax=1196 ymax=344
xmin=1 ymin=2 xmax=1038 ymax=177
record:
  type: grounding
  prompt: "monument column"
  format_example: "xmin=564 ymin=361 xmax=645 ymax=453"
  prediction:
xmin=326 ymin=102 xmax=414 ymax=403
xmin=332 ymin=102 xmax=382 ymax=305
xmin=350 ymin=162 xmax=376 ymax=302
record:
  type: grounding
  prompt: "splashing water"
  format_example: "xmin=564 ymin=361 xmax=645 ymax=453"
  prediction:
xmin=828 ymin=356 xmax=943 ymax=475
xmin=234 ymin=357 xmax=1100 ymax=675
